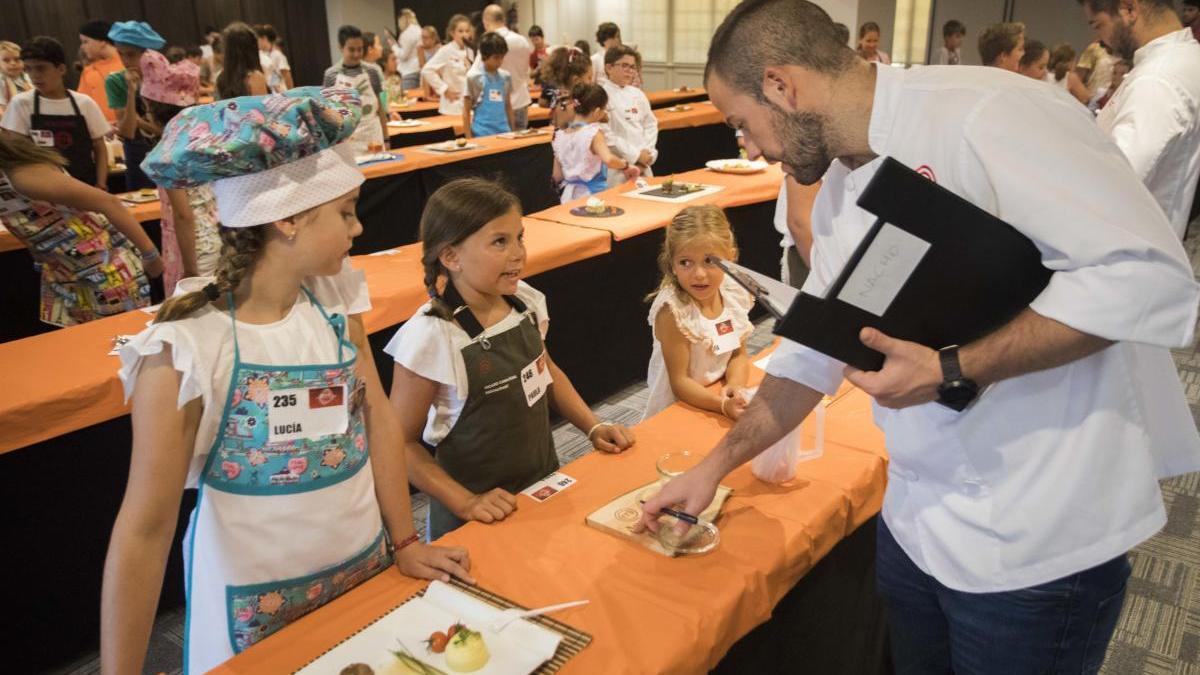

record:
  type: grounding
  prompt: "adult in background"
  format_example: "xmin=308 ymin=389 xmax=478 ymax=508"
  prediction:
xmin=857 ymin=21 xmax=890 ymax=63
xmin=78 ymin=20 xmax=123 ymax=124
xmin=592 ymin=22 xmax=622 ymax=84
xmin=470 ymin=4 xmax=532 ymax=130
xmin=105 ymin=21 xmax=165 ymax=190
xmin=395 ymin=8 xmax=423 ymax=91
xmin=1081 ymin=0 xmax=1200 ymax=239
xmin=642 ymin=1 xmax=1200 ymax=673
xmin=978 ymin=21 xmax=1025 ymax=71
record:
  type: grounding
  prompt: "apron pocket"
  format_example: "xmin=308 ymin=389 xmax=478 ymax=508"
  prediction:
xmin=224 ymin=530 xmax=392 ymax=653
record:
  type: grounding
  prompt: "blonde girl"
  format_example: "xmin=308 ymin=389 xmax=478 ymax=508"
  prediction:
xmin=643 ymin=205 xmax=755 ymax=421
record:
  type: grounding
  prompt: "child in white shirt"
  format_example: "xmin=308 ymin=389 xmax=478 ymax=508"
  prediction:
xmin=601 ymin=45 xmax=657 ymax=187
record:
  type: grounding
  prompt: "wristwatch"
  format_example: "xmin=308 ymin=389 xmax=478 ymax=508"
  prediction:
xmin=936 ymin=345 xmax=979 ymax=412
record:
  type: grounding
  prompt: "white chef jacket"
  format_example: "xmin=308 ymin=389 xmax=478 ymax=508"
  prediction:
xmin=421 ymin=41 xmax=474 ymax=115
xmin=470 ymin=27 xmax=532 ymax=109
xmin=601 ymin=80 xmax=658 ymax=167
xmin=592 ymin=51 xmax=607 ymax=85
xmin=395 ymin=23 xmax=422 ymax=77
xmin=766 ymin=64 xmax=1200 ymax=593
xmin=1097 ymin=29 xmax=1200 ymax=239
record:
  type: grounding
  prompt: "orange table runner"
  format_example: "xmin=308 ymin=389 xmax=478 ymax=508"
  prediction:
xmin=647 ymin=87 xmax=707 ymax=107
xmin=213 ymin=364 xmax=886 ymax=674
xmin=0 ymin=218 xmax=609 ymax=455
xmin=529 ymin=164 xmax=785 ymax=241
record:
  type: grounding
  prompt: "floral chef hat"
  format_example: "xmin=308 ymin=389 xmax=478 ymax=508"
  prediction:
xmin=140 ymin=87 xmax=364 ymax=227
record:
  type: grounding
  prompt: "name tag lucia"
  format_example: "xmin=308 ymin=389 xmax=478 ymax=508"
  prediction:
xmin=268 ymin=385 xmax=349 ymax=443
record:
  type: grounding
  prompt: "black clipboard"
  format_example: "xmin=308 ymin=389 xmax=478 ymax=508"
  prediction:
xmin=773 ymin=157 xmax=1052 ymax=371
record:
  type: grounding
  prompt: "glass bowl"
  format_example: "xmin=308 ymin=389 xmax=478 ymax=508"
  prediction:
xmin=654 ymin=514 xmax=720 ymax=555
xmin=656 ymin=450 xmax=702 ymax=482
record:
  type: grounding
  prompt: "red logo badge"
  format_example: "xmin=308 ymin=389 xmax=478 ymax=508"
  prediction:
xmin=916 ymin=165 xmax=937 ymax=182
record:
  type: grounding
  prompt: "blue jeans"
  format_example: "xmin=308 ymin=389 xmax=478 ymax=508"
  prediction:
xmin=401 ymin=71 xmax=420 ymax=91
xmin=876 ymin=519 xmax=1129 ymax=674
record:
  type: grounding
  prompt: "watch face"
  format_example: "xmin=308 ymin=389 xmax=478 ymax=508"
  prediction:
xmin=937 ymin=379 xmax=979 ymax=411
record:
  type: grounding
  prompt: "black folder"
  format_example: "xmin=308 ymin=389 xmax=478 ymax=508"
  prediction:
xmin=773 ymin=157 xmax=1053 ymax=371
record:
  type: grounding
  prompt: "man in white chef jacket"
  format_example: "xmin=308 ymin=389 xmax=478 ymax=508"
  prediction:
xmin=469 ymin=4 xmax=533 ymax=129
xmin=1081 ymin=0 xmax=1200 ymax=239
xmin=641 ymin=1 xmax=1200 ymax=673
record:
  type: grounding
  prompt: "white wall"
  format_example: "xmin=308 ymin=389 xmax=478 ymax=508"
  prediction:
xmin=324 ymin=0 xmax=396 ymax=65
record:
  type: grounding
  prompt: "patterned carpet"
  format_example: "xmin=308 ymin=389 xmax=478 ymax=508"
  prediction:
xmin=1100 ymin=231 xmax=1200 ymax=675
xmin=51 ymin=239 xmax=1200 ymax=675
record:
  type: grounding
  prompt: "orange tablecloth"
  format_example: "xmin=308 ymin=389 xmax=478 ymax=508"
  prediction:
xmin=0 ymin=218 xmax=609 ymax=455
xmin=390 ymin=103 xmax=713 ymax=140
xmin=214 ymin=367 xmax=887 ymax=674
xmin=529 ymin=164 xmax=785 ymax=241
xmin=647 ymin=87 xmax=708 ymax=107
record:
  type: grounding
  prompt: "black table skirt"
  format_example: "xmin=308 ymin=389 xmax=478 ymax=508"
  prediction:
xmin=388 ymin=127 xmax=456 ymax=149
xmin=654 ymin=121 xmax=741 ymax=177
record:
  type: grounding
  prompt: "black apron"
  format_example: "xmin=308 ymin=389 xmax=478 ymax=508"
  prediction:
xmin=121 ymin=95 xmax=155 ymax=191
xmin=427 ymin=285 xmax=559 ymax=539
xmin=31 ymin=91 xmax=96 ymax=186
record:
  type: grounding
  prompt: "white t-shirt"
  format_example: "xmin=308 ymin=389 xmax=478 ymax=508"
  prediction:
xmin=395 ymin=24 xmax=422 ymax=76
xmin=384 ymin=281 xmax=549 ymax=446
xmin=118 ymin=259 xmax=371 ymax=488
xmin=0 ymin=89 xmax=110 ymax=139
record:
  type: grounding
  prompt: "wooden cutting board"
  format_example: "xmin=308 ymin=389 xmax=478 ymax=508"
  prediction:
xmin=584 ymin=481 xmax=732 ymax=557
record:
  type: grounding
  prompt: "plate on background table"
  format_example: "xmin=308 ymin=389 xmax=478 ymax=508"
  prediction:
xmin=569 ymin=205 xmax=625 ymax=218
xmin=706 ymin=159 xmax=768 ymax=174
xmin=426 ymin=140 xmax=482 ymax=153
xmin=388 ymin=119 xmax=426 ymax=128
xmin=355 ymin=152 xmax=403 ymax=165
xmin=119 ymin=188 xmax=158 ymax=204
xmin=498 ymin=128 xmax=545 ymax=139
xmin=666 ymin=105 xmax=692 ymax=112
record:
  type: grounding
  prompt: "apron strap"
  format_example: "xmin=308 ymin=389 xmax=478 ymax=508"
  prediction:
xmin=301 ymin=285 xmax=350 ymax=362
xmin=440 ymin=282 xmax=531 ymax=340
xmin=65 ymin=90 xmax=84 ymax=118
xmin=33 ymin=90 xmax=40 ymax=116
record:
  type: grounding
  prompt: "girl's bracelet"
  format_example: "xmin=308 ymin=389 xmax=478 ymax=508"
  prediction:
xmin=390 ymin=533 xmax=420 ymax=556
xmin=586 ymin=422 xmax=611 ymax=441
xmin=140 ymin=248 xmax=160 ymax=263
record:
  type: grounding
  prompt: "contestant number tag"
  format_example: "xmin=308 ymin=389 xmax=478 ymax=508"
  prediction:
xmin=520 ymin=351 xmax=553 ymax=407
xmin=31 ymin=130 xmax=54 ymax=147
xmin=268 ymin=385 xmax=349 ymax=443
xmin=710 ymin=318 xmax=741 ymax=355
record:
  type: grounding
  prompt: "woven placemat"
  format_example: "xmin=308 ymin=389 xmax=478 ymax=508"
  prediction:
xmin=293 ymin=578 xmax=592 ymax=674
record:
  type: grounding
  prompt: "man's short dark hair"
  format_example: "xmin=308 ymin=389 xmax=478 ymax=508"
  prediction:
xmin=604 ymin=44 xmax=637 ymax=66
xmin=184 ymin=45 xmax=203 ymax=59
xmin=204 ymin=25 xmax=218 ymax=35
xmin=529 ymin=25 xmax=544 ymax=38
xmin=596 ymin=22 xmax=620 ymax=44
xmin=479 ymin=31 xmax=508 ymax=59
xmin=1020 ymin=39 xmax=1047 ymax=68
xmin=944 ymin=19 xmax=966 ymax=38
xmin=338 ymin=25 xmax=363 ymax=47
xmin=978 ymin=22 xmax=1024 ymax=65
xmin=706 ymin=0 xmax=856 ymax=98
xmin=1076 ymin=0 xmax=1175 ymax=13
xmin=1185 ymin=0 xmax=1200 ymax=8
xmin=21 ymin=36 xmax=66 ymax=66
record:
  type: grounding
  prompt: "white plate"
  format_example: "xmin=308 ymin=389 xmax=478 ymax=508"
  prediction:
xmin=295 ymin=581 xmax=562 ymax=675
xmin=705 ymin=159 xmax=768 ymax=174
xmin=388 ymin=120 xmax=426 ymax=128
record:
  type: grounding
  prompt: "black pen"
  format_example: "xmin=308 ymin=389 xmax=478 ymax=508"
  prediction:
xmin=640 ymin=500 xmax=699 ymax=525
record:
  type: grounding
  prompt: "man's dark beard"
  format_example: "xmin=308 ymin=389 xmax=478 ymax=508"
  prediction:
xmin=768 ymin=105 xmax=834 ymax=185
xmin=1107 ymin=20 xmax=1138 ymax=62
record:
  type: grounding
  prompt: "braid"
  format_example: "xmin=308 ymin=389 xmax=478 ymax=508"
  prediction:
xmin=154 ymin=225 xmax=267 ymax=323
xmin=421 ymin=248 xmax=454 ymax=321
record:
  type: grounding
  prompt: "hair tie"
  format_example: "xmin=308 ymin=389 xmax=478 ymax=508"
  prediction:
xmin=202 ymin=283 xmax=220 ymax=301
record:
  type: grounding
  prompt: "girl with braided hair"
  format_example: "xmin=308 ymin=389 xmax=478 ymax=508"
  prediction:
xmin=384 ymin=177 xmax=635 ymax=539
xmin=551 ymin=82 xmax=639 ymax=202
xmin=103 ymin=87 xmax=472 ymax=675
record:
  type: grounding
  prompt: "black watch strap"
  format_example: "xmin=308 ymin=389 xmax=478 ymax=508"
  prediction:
xmin=939 ymin=345 xmax=963 ymax=383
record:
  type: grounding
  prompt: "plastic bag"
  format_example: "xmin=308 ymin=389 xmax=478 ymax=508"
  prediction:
xmin=751 ymin=396 xmax=826 ymax=483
